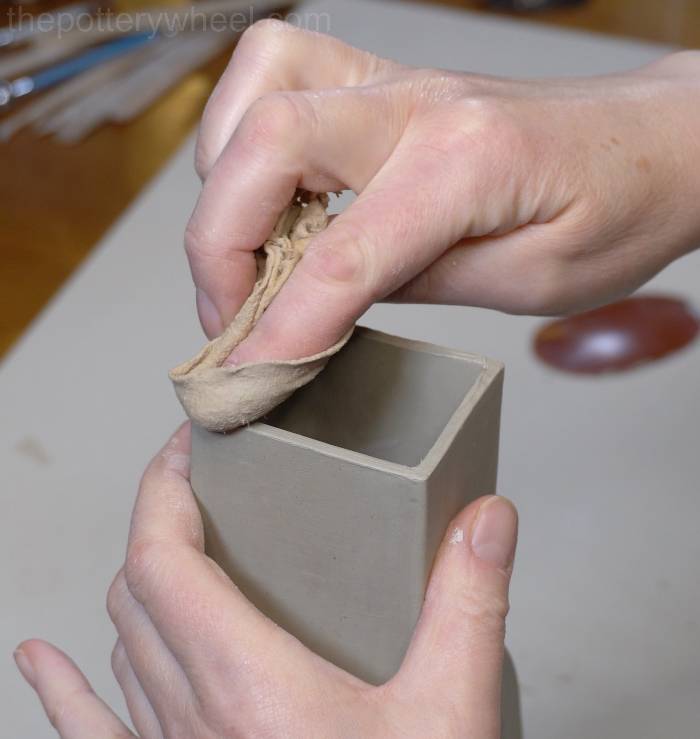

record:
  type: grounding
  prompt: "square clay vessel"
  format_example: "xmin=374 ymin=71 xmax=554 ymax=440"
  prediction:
xmin=191 ymin=327 xmax=519 ymax=734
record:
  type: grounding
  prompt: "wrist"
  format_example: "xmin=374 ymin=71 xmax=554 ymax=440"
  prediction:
xmin=643 ymin=52 xmax=700 ymax=257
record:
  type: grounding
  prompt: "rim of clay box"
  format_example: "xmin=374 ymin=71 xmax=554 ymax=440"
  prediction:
xmin=239 ymin=327 xmax=504 ymax=482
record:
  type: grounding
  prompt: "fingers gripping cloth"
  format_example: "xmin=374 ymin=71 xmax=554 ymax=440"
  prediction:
xmin=169 ymin=192 xmax=353 ymax=432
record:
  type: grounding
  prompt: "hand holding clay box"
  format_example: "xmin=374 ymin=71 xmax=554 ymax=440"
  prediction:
xmin=191 ymin=327 xmax=522 ymax=736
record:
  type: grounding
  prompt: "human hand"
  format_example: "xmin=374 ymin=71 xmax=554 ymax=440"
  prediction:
xmin=186 ymin=21 xmax=700 ymax=362
xmin=15 ymin=424 xmax=518 ymax=738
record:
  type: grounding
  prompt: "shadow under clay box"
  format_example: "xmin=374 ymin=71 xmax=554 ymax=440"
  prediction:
xmin=191 ymin=327 xmax=521 ymax=737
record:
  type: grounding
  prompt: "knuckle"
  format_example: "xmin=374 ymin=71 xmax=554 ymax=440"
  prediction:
xmin=194 ymin=19 xmax=315 ymax=182
xmin=238 ymin=18 xmax=293 ymax=55
xmin=124 ymin=539 xmax=170 ymax=600
xmin=426 ymin=97 xmax=528 ymax=167
xmin=46 ymin=703 xmax=67 ymax=731
xmin=184 ymin=219 xmax=217 ymax=262
xmin=45 ymin=700 xmax=63 ymax=730
xmin=240 ymin=91 xmax=305 ymax=151
xmin=198 ymin=667 xmax=281 ymax=734
xmin=485 ymin=104 xmax=525 ymax=151
xmin=410 ymin=121 xmax=471 ymax=171
xmin=110 ymin=641 xmax=127 ymax=680
xmin=402 ymin=66 xmax=469 ymax=102
xmin=302 ymin=220 xmax=375 ymax=294
xmin=350 ymin=49 xmax=396 ymax=86
xmin=46 ymin=686 xmax=92 ymax=733
xmin=106 ymin=569 xmax=127 ymax=623
xmin=194 ymin=136 xmax=212 ymax=181
xmin=457 ymin=589 xmax=510 ymax=634
xmin=194 ymin=96 xmax=223 ymax=182
xmin=462 ymin=96 xmax=515 ymax=135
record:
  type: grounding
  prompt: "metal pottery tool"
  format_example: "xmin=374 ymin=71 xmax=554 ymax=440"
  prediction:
xmin=0 ymin=41 xmax=156 ymax=140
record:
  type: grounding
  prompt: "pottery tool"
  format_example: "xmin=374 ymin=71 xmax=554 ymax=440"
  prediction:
xmin=37 ymin=30 xmax=232 ymax=142
xmin=3 ymin=5 xmax=697 ymax=738
xmin=31 ymin=36 xmax=176 ymax=138
xmin=0 ymin=31 xmax=155 ymax=107
xmin=0 ymin=0 xmax=280 ymax=141
xmin=0 ymin=41 xmax=156 ymax=140
xmin=0 ymin=0 xmax=280 ymax=80
xmin=109 ymin=31 xmax=231 ymax=123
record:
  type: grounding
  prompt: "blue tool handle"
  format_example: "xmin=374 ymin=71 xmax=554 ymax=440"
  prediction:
xmin=31 ymin=31 xmax=155 ymax=92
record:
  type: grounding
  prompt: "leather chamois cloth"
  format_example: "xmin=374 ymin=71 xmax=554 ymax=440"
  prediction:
xmin=170 ymin=191 xmax=353 ymax=432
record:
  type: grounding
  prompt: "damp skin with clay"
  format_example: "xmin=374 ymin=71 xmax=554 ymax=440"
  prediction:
xmin=170 ymin=191 xmax=352 ymax=432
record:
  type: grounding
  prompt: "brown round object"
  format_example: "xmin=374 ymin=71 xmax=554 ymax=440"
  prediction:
xmin=533 ymin=295 xmax=699 ymax=374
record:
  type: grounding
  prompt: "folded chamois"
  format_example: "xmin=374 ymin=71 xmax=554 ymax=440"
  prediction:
xmin=170 ymin=191 xmax=352 ymax=432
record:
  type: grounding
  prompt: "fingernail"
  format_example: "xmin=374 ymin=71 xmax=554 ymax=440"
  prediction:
xmin=196 ymin=288 xmax=223 ymax=338
xmin=224 ymin=336 xmax=256 ymax=366
xmin=13 ymin=648 xmax=35 ymax=687
xmin=470 ymin=496 xmax=518 ymax=569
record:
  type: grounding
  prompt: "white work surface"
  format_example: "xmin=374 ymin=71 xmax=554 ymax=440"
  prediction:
xmin=2 ymin=1 xmax=699 ymax=736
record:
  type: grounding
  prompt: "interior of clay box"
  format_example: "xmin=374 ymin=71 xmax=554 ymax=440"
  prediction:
xmin=264 ymin=331 xmax=484 ymax=467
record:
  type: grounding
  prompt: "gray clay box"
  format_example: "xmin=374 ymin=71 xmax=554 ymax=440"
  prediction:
xmin=191 ymin=327 xmax=521 ymax=735
xmin=190 ymin=327 xmax=507 ymax=682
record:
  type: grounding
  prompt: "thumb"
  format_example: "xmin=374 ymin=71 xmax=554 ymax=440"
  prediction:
xmin=226 ymin=145 xmax=472 ymax=364
xmin=396 ymin=495 xmax=518 ymax=735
